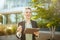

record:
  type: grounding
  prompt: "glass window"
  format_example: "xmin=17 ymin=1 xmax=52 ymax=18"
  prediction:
xmin=9 ymin=14 xmax=16 ymax=24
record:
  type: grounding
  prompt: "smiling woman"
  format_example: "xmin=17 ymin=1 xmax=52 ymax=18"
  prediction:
xmin=16 ymin=7 xmax=39 ymax=40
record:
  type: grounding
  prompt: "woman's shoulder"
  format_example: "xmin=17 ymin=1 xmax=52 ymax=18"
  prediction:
xmin=31 ymin=20 xmax=37 ymax=23
xmin=18 ymin=21 xmax=25 ymax=24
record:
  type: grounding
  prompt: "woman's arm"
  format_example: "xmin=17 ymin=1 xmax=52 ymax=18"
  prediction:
xmin=16 ymin=25 xmax=22 ymax=39
xmin=33 ymin=21 xmax=40 ymax=37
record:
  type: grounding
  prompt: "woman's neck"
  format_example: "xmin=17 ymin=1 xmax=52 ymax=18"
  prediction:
xmin=25 ymin=19 xmax=31 ymax=23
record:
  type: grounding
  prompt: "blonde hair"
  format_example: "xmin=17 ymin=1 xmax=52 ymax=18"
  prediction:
xmin=22 ymin=7 xmax=31 ymax=14
xmin=25 ymin=7 xmax=31 ymax=10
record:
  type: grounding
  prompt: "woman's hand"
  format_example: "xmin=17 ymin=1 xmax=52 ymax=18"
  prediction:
xmin=34 ymin=31 xmax=39 ymax=37
xmin=17 ymin=25 xmax=22 ymax=33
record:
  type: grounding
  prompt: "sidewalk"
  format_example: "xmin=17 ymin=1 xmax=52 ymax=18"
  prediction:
xmin=0 ymin=31 xmax=60 ymax=40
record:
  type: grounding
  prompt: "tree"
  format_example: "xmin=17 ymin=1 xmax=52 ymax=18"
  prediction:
xmin=30 ymin=0 xmax=60 ymax=40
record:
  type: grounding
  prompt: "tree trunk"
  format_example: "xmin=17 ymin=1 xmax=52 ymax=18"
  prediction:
xmin=49 ymin=26 xmax=56 ymax=40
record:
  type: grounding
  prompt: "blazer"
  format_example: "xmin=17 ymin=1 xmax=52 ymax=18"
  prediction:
xmin=16 ymin=20 xmax=38 ymax=40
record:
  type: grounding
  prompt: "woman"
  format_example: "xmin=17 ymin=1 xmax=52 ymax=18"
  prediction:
xmin=16 ymin=7 xmax=39 ymax=40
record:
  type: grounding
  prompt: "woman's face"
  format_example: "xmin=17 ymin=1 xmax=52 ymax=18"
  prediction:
xmin=24 ymin=9 xmax=31 ymax=19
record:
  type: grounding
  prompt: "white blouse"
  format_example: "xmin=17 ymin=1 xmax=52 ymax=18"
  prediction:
xmin=16 ymin=21 xmax=33 ymax=40
xmin=25 ymin=22 xmax=32 ymax=40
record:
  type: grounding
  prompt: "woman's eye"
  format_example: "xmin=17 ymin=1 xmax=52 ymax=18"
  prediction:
xmin=25 ymin=11 xmax=31 ymax=13
xmin=26 ymin=12 xmax=28 ymax=13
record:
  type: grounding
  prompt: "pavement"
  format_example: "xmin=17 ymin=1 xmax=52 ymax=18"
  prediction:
xmin=0 ymin=31 xmax=60 ymax=40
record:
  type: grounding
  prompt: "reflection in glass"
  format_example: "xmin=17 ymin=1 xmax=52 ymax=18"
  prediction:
xmin=9 ymin=14 xmax=16 ymax=24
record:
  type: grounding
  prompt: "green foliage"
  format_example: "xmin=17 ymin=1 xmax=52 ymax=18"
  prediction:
xmin=30 ymin=0 xmax=60 ymax=28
